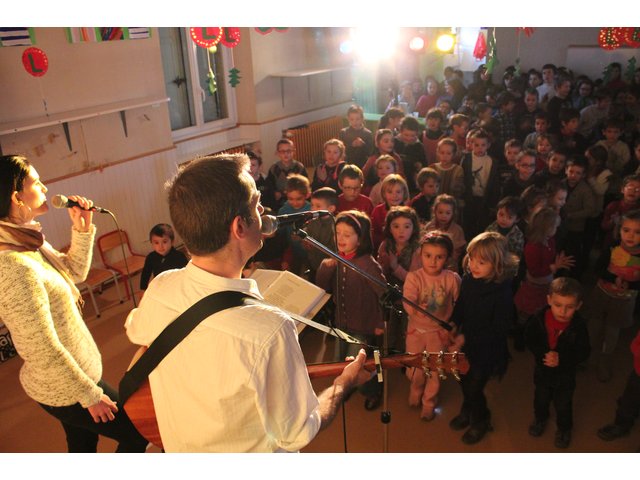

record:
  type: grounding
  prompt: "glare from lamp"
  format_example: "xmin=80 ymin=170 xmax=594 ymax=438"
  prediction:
xmin=436 ymin=34 xmax=455 ymax=52
xmin=339 ymin=40 xmax=353 ymax=55
xmin=352 ymin=27 xmax=400 ymax=63
xmin=409 ymin=36 xmax=425 ymax=51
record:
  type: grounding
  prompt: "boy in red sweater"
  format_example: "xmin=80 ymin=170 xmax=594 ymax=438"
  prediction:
xmin=336 ymin=164 xmax=373 ymax=216
xmin=524 ymin=277 xmax=591 ymax=449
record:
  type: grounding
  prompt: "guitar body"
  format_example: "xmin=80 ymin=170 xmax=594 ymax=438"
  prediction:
xmin=123 ymin=347 xmax=164 ymax=449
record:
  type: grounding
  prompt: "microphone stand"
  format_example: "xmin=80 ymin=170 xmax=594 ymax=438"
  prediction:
xmin=293 ymin=225 xmax=451 ymax=453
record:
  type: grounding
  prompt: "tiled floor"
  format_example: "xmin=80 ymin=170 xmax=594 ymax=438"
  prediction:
xmin=1 ymin=272 xmax=639 ymax=455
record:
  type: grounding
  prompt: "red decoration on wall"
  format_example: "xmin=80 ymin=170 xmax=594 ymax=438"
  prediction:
xmin=598 ymin=27 xmax=623 ymax=50
xmin=221 ymin=28 xmax=241 ymax=48
xmin=190 ymin=27 xmax=223 ymax=48
xmin=22 ymin=47 xmax=48 ymax=77
xmin=516 ymin=27 xmax=535 ymax=37
xmin=473 ymin=30 xmax=487 ymax=60
xmin=623 ymin=27 xmax=640 ymax=48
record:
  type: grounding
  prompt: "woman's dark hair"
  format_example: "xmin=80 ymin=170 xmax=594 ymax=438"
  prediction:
xmin=0 ymin=155 xmax=31 ymax=218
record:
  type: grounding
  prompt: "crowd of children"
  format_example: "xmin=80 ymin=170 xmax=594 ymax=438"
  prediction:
xmin=142 ymin=62 xmax=640 ymax=451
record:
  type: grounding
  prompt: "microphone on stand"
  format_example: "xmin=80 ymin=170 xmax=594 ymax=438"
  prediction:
xmin=51 ymin=194 xmax=111 ymax=214
xmin=261 ymin=210 xmax=331 ymax=236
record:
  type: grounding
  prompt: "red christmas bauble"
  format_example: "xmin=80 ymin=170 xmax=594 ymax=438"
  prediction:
xmin=22 ymin=47 xmax=48 ymax=77
xmin=221 ymin=28 xmax=241 ymax=48
xmin=190 ymin=27 xmax=223 ymax=48
xmin=623 ymin=27 xmax=640 ymax=48
xmin=598 ymin=27 xmax=622 ymax=50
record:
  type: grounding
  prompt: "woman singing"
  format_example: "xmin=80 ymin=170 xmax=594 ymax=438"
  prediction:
xmin=0 ymin=155 xmax=146 ymax=452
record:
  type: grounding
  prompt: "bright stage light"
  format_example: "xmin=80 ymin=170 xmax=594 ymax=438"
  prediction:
xmin=409 ymin=36 xmax=425 ymax=51
xmin=352 ymin=27 xmax=400 ymax=63
xmin=339 ymin=40 xmax=353 ymax=55
xmin=436 ymin=33 xmax=455 ymax=53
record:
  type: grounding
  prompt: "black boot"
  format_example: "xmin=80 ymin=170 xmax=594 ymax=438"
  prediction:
xmin=462 ymin=420 xmax=493 ymax=444
xmin=449 ymin=412 xmax=471 ymax=431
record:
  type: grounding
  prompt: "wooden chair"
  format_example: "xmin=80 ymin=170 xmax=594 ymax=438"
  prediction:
xmin=97 ymin=229 xmax=146 ymax=300
xmin=77 ymin=268 xmax=124 ymax=317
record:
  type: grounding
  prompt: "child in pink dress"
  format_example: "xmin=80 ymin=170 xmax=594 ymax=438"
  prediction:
xmin=403 ymin=232 xmax=461 ymax=420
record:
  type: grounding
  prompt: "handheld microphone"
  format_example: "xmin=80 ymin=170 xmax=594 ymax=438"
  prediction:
xmin=261 ymin=210 xmax=331 ymax=236
xmin=51 ymin=194 xmax=111 ymax=214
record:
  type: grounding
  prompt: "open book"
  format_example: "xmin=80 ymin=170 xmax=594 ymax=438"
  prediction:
xmin=249 ymin=269 xmax=330 ymax=319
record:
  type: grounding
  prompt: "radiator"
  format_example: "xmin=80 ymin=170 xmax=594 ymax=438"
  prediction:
xmin=284 ymin=116 xmax=344 ymax=168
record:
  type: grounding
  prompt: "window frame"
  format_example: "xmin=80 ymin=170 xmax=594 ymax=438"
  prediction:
xmin=164 ymin=28 xmax=238 ymax=142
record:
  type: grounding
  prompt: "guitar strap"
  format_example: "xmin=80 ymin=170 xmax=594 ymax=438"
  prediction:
xmin=119 ymin=290 xmax=255 ymax=404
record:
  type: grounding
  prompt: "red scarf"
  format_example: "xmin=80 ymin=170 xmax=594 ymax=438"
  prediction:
xmin=544 ymin=308 xmax=567 ymax=350
xmin=339 ymin=250 xmax=357 ymax=261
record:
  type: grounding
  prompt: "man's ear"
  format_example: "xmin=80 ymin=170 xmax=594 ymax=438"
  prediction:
xmin=11 ymin=191 xmax=22 ymax=206
xmin=230 ymin=215 xmax=245 ymax=241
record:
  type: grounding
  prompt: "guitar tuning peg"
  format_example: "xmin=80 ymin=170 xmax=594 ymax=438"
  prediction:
xmin=451 ymin=351 xmax=459 ymax=365
xmin=451 ymin=368 xmax=461 ymax=382
xmin=422 ymin=351 xmax=432 ymax=379
xmin=437 ymin=367 xmax=447 ymax=380
xmin=437 ymin=351 xmax=444 ymax=365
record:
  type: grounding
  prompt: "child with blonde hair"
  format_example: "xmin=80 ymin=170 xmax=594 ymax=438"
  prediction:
xmin=449 ymin=232 xmax=519 ymax=444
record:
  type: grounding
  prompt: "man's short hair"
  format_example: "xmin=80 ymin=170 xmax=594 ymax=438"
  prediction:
xmin=311 ymin=187 xmax=338 ymax=206
xmin=167 ymin=154 xmax=254 ymax=256
xmin=339 ymin=164 xmax=364 ymax=184
xmin=285 ymin=173 xmax=311 ymax=196
xmin=548 ymin=276 xmax=583 ymax=302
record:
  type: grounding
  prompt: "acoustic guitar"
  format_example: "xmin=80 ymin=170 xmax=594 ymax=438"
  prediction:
xmin=123 ymin=348 xmax=468 ymax=449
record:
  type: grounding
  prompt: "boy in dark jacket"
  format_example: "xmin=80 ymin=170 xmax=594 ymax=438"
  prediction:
xmin=524 ymin=277 xmax=591 ymax=449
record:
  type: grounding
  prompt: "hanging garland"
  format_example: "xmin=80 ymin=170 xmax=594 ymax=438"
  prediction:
xmin=485 ymin=28 xmax=499 ymax=75
xmin=190 ymin=27 xmax=223 ymax=48
xmin=229 ymin=68 xmax=241 ymax=87
xmin=598 ymin=27 xmax=623 ymax=50
xmin=623 ymin=27 xmax=640 ymax=48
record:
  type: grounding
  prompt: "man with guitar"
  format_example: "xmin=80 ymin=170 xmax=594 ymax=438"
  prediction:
xmin=124 ymin=153 xmax=370 ymax=452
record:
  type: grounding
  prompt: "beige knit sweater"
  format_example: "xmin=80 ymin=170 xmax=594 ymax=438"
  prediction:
xmin=0 ymin=226 xmax=103 ymax=408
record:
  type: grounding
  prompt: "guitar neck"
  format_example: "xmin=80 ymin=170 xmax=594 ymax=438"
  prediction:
xmin=307 ymin=356 xmax=412 ymax=379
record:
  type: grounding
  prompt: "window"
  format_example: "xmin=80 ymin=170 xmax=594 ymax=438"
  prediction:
xmin=158 ymin=27 xmax=237 ymax=139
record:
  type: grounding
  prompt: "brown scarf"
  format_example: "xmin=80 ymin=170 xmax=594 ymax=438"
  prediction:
xmin=0 ymin=220 xmax=81 ymax=303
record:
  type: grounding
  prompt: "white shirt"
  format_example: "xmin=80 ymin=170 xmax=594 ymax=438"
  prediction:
xmin=125 ymin=262 xmax=321 ymax=452
xmin=470 ymin=154 xmax=492 ymax=197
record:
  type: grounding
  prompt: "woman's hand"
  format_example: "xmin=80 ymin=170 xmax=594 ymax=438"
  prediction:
xmin=66 ymin=195 xmax=94 ymax=232
xmin=87 ymin=394 xmax=118 ymax=423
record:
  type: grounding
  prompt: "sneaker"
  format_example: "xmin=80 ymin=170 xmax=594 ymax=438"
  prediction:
xmin=461 ymin=422 xmax=493 ymax=445
xmin=528 ymin=419 xmax=547 ymax=437
xmin=449 ymin=413 xmax=471 ymax=431
xmin=421 ymin=410 xmax=436 ymax=422
xmin=597 ymin=424 xmax=630 ymax=441
xmin=554 ymin=429 xmax=571 ymax=449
